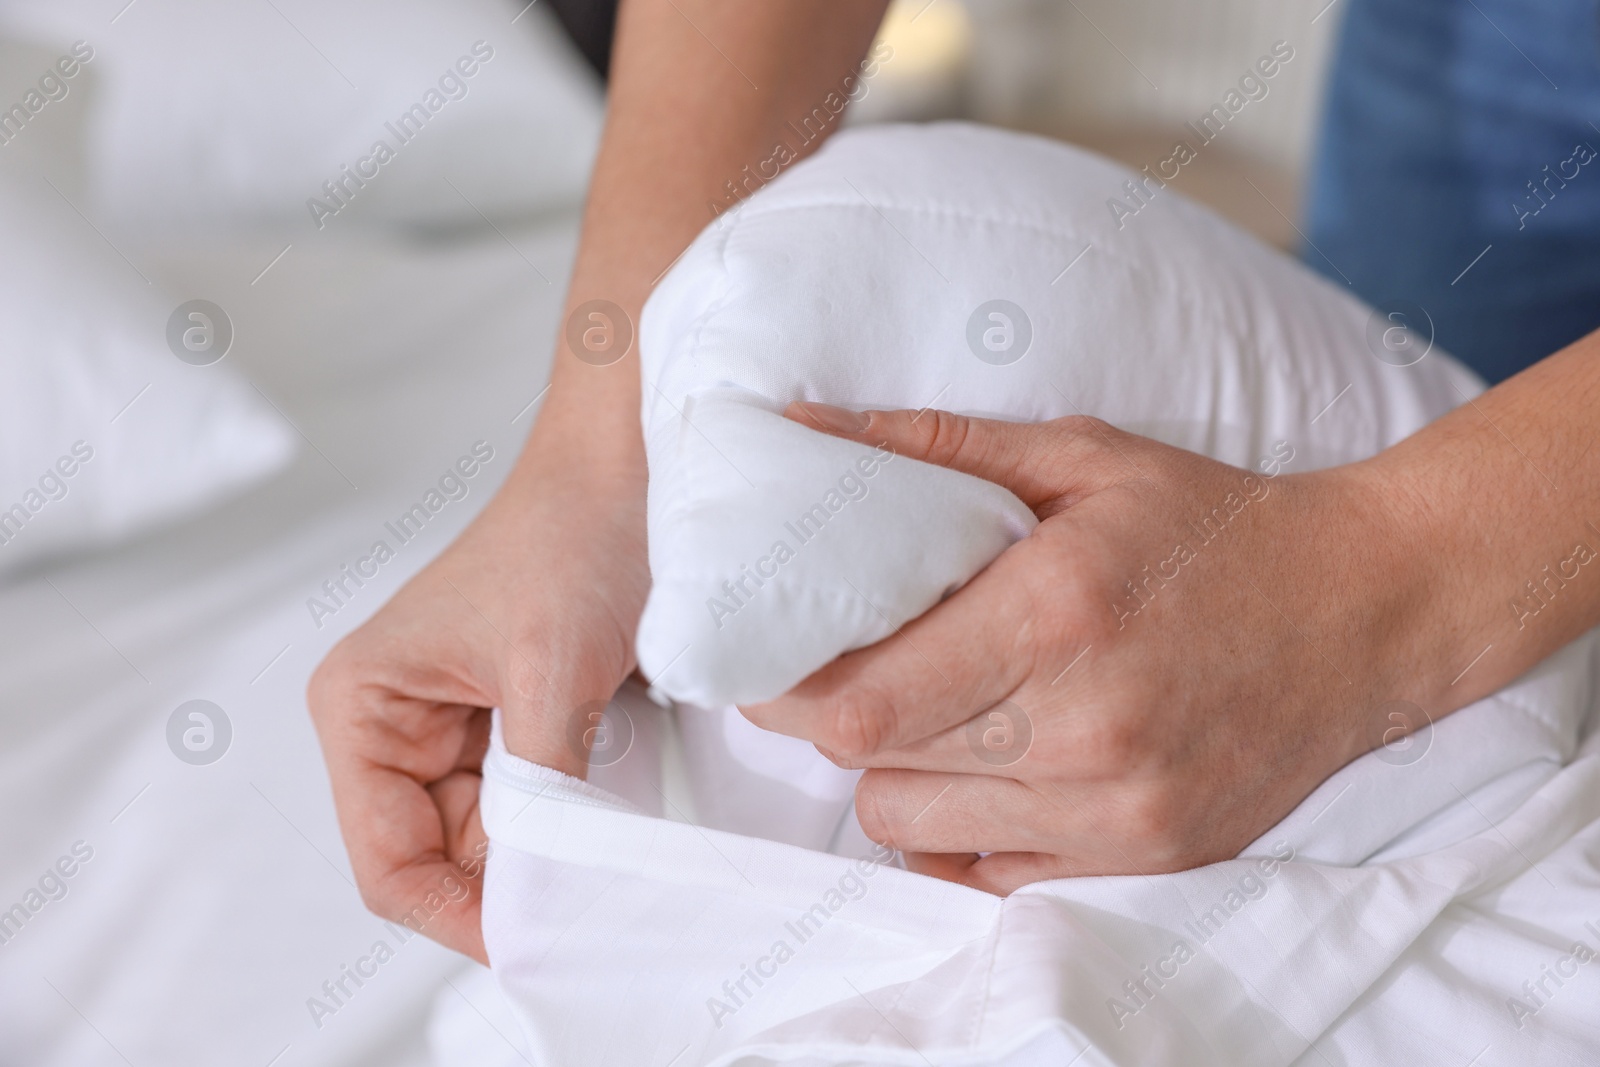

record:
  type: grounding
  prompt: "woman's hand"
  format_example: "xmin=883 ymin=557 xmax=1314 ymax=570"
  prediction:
xmin=745 ymin=402 xmax=1440 ymax=892
xmin=307 ymin=435 xmax=648 ymax=963
xmin=306 ymin=0 xmax=896 ymax=960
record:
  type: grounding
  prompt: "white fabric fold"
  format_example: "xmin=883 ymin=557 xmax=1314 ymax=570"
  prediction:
xmin=634 ymin=122 xmax=1483 ymax=709
xmin=481 ymin=652 xmax=1600 ymax=1065
xmin=481 ymin=124 xmax=1600 ymax=1065
xmin=638 ymin=390 xmax=1038 ymax=707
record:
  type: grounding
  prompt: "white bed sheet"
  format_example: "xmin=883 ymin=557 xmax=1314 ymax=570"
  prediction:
xmin=3 ymin=210 xmax=1599 ymax=1067
xmin=476 ymin=645 xmax=1600 ymax=1066
xmin=0 ymin=217 xmax=578 ymax=1067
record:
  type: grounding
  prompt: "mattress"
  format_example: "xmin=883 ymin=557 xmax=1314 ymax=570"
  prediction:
xmin=0 ymin=216 xmax=579 ymax=1067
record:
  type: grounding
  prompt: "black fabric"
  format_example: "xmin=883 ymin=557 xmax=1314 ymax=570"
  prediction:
xmin=540 ymin=0 xmax=622 ymax=80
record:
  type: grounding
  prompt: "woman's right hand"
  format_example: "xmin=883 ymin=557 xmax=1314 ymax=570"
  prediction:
xmin=307 ymin=0 xmax=897 ymax=963
xmin=307 ymin=427 xmax=649 ymax=964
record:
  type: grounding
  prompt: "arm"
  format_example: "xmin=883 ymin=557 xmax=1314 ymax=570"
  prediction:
xmin=508 ymin=0 xmax=892 ymax=762
xmin=309 ymin=0 xmax=889 ymax=961
xmin=502 ymin=0 xmax=891 ymax=763
xmin=746 ymin=326 xmax=1600 ymax=890
xmin=1381 ymin=327 xmax=1600 ymax=712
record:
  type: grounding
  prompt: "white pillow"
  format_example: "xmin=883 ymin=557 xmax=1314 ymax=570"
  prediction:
xmin=636 ymin=122 xmax=1482 ymax=708
xmin=0 ymin=169 xmax=295 ymax=576
xmin=0 ymin=0 xmax=602 ymax=234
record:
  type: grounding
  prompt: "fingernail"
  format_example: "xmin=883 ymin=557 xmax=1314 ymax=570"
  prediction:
xmin=797 ymin=402 xmax=871 ymax=434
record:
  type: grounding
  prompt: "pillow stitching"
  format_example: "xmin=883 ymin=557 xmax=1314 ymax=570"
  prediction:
xmin=653 ymin=220 xmax=752 ymax=521
xmin=721 ymin=198 xmax=1130 ymax=260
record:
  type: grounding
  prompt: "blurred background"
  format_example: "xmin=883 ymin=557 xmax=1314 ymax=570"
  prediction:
xmin=858 ymin=0 xmax=1337 ymax=248
xmin=0 ymin=1 xmax=1343 ymax=1065
xmin=0 ymin=0 xmax=1338 ymax=247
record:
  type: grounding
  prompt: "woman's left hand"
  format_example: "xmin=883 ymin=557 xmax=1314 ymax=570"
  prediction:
xmin=742 ymin=401 xmax=1441 ymax=891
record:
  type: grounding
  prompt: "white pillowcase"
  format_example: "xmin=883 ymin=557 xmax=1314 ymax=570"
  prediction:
xmin=0 ymin=0 xmax=603 ymax=234
xmin=0 ymin=169 xmax=295 ymax=576
xmin=635 ymin=122 xmax=1483 ymax=708
xmin=479 ymin=123 xmax=1599 ymax=1067
xmin=479 ymin=666 xmax=1600 ymax=1066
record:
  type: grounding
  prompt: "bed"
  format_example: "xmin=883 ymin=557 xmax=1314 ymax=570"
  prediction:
xmin=4 ymin=3 xmax=1600 ymax=1064
xmin=0 ymin=219 xmax=574 ymax=1066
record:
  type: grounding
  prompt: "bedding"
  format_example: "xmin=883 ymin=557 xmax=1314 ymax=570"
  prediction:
xmin=0 ymin=5 xmax=606 ymax=1052
xmin=482 ymin=662 xmax=1600 ymax=1065
xmin=633 ymin=122 xmax=1483 ymax=709
xmin=0 ymin=168 xmax=295 ymax=578
xmin=0 ymin=0 xmax=603 ymax=234
xmin=0 ymin=218 xmax=581 ymax=1067
xmin=0 ymin=97 xmax=1593 ymax=1067
xmin=480 ymin=124 xmax=1600 ymax=1065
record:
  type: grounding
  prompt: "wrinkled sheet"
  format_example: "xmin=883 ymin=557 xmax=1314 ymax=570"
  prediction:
xmin=0 ymin=221 xmax=576 ymax=1067
xmin=485 ymin=634 xmax=1600 ymax=1065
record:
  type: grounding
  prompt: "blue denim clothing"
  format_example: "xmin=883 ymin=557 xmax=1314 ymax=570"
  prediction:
xmin=1305 ymin=0 xmax=1600 ymax=382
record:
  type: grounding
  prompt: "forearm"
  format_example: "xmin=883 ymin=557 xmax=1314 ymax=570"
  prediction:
xmin=524 ymin=0 xmax=891 ymax=478
xmin=1372 ymin=326 xmax=1600 ymax=713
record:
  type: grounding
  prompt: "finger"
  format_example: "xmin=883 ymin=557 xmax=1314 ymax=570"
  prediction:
xmin=455 ymin=703 xmax=493 ymax=773
xmin=856 ymin=769 xmax=1167 ymax=871
xmin=320 ymin=692 xmax=492 ymax=963
xmin=341 ymin=756 xmax=489 ymax=964
xmin=854 ymin=769 xmax=1064 ymax=854
xmin=903 ymin=847 xmax=1082 ymax=895
xmin=422 ymin=768 xmax=490 ymax=960
xmin=826 ymin=697 xmax=1042 ymax=778
xmin=743 ymin=539 xmax=1044 ymax=760
xmin=958 ymin=852 xmax=1084 ymax=894
xmin=786 ymin=402 xmax=1133 ymax=509
xmin=903 ymin=850 xmax=981 ymax=881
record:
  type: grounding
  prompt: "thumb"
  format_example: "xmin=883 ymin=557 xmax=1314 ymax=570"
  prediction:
xmin=785 ymin=401 xmax=1130 ymax=509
